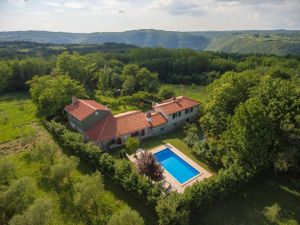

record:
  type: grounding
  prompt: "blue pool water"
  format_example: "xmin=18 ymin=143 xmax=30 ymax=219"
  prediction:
xmin=154 ymin=148 xmax=200 ymax=184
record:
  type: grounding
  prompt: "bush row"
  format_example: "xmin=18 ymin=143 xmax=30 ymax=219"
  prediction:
xmin=44 ymin=120 xmax=162 ymax=206
xmin=156 ymin=164 xmax=254 ymax=225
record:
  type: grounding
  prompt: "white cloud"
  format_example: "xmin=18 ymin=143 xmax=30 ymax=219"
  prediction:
xmin=64 ymin=2 xmax=85 ymax=9
xmin=43 ymin=2 xmax=63 ymax=7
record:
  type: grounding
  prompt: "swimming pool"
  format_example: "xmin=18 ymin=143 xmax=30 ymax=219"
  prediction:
xmin=154 ymin=148 xmax=200 ymax=184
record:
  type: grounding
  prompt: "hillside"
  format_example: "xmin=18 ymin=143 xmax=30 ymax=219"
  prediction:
xmin=1 ymin=29 xmax=300 ymax=55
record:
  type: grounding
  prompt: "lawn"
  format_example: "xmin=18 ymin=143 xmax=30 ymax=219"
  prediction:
xmin=0 ymin=92 xmax=37 ymax=143
xmin=161 ymin=84 xmax=211 ymax=104
xmin=111 ymin=128 xmax=217 ymax=174
xmin=193 ymin=173 xmax=300 ymax=225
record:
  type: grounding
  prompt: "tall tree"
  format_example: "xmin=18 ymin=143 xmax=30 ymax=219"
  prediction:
xmin=108 ymin=208 xmax=145 ymax=225
xmin=28 ymin=75 xmax=87 ymax=117
xmin=0 ymin=177 xmax=37 ymax=223
xmin=9 ymin=198 xmax=53 ymax=225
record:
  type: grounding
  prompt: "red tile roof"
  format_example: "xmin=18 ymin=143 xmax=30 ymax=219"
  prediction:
xmin=65 ymin=99 xmax=109 ymax=121
xmin=153 ymin=96 xmax=199 ymax=115
xmin=85 ymin=111 xmax=151 ymax=143
xmin=149 ymin=112 xmax=168 ymax=127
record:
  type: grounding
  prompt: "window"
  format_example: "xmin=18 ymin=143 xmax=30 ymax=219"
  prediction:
xmin=172 ymin=113 xmax=178 ymax=119
xmin=190 ymin=107 xmax=194 ymax=112
xmin=135 ymin=131 xmax=139 ymax=136
xmin=117 ymin=138 xmax=122 ymax=144
xmin=185 ymin=109 xmax=189 ymax=114
xmin=178 ymin=111 xmax=181 ymax=117
xmin=160 ymin=128 xmax=165 ymax=131
xmin=141 ymin=129 xmax=145 ymax=136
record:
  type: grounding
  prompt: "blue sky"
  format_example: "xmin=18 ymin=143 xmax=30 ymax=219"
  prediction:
xmin=0 ymin=0 xmax=299 ymax=32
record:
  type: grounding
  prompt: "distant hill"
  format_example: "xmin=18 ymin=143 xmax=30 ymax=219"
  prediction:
xmin=0 ymin=29 xmax=300 ymax=55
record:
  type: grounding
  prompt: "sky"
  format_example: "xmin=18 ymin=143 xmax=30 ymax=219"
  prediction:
xmin=0 ymin=0 xmax=300 ymax=32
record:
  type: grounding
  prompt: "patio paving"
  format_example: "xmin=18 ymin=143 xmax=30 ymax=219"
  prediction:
xmin=129 ymin=143 xmax=212 ymax=193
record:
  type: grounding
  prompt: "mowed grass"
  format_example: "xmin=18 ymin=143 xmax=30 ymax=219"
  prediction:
xmin=0 ymin=92 xmax=37 ymax=143
xmin=193 ymin=173 xmax=300 ymax=225
xmin=110 ymin=129 xmax=217 ymax=174
xmin=161 ymin=84 xmax=211 ymax=104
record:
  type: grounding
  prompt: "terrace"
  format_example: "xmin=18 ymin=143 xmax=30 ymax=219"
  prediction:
xmin=114 ymin=128 xmax=215 ymax=192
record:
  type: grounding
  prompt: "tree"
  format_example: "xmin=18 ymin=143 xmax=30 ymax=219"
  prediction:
xmin=125 ymin=137 xmax=140 ymax=153
xmin=0 ymin=61 xmax=13 ymax=93
xmin=136 ymin=68 xmax=159 ymax=93
xmin=156 ymin=193 xmax=189 ymax=225
xmin=55 ymin=52 xmax=89 ymax=83
xmin=159 ymin=86 xmax=175 ymax=100
xmin=183 ymin=124 xmax=200 ymax=148
xmin=0 ymin=177 xmax=37 ymax=222
xmin=0 ymin=160 xmax=16 ymax=188
xmin=9 ymin=198 xmax=53 ymax=225
xmin=222 ymin=98 xmax=276 ymax=170
xmin=201 ymin=71 xmax=259 ymax=137
xmin=122 ymin=76 xmax=136 ymax=95
xmin=28 ymin=75 xmax=87 ymax=117
xmin=250 ymin=76 xmax=300 ymax=172
xmin=135 ymin=151 xmax=163 ymax=181
xmin=73 ymin=172 xmax=111 ymax=224
xmin=108 ymin=208 xmax=144 ymax=225
xmin=50 ymin=156 xmax=78 ymax=189
xmin=30 ymin=141 xmax=57 ymax=165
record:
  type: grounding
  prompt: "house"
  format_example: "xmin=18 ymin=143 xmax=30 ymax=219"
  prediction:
xmin=65 ymin=96 xmax=200 ymax=149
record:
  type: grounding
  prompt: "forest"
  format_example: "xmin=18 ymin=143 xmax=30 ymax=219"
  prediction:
xmin=0 ymin=42 xmax=299 ymax=225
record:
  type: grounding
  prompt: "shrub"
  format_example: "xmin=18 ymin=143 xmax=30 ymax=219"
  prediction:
xmin=263 ymin=203 xmax=281 ymax=224
xmin=0 ymin=160 xmax=16 ymax=188
xmin=135 ymin=151 xmax=164 ymax=181
xmin=125 ymin=137 xmax=140 ymax=154
xmin=159 ymin=86 xmax=175 ymax=100
xmin=156 ymin=164 xmax=253 ymax=225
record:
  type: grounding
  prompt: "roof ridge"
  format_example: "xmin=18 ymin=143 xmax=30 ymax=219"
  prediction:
xmin=79 ymin=99 xmax=97 ymax=111
xmin=114 ymin=110 xmax=141 ymax=118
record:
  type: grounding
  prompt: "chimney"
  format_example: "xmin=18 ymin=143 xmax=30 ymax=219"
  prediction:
xmin=146 ymin=112 xmax=152 ymax=122
xmin=72 ymin=96 xmax=78 ymax=105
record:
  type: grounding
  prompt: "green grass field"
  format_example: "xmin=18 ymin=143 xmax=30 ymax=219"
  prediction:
xmin=0 ymin=92 xmax=157 ymax=225
xmin=161 ymin=84 xmax=211 ymax=104
xmin=194 ymin=173 xmax=300 ymax=225
xmin=0 ymin=92 xmax=37 ymax=143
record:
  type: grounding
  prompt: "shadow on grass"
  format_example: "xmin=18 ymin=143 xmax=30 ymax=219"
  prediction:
xmin=191 ymin=173 xmax=300 ymax=225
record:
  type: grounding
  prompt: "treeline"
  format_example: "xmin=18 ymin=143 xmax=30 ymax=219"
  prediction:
xmin=1 ymin=45 xmax=300 ymax=95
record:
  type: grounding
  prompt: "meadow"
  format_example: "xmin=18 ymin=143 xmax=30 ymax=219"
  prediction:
xmin=161 ymin=84 xmax=211 ymax=104
xmin=0 ymin=92 xmax=157 ymax=225
xmin=0 ymin=92 xmax=37 ymax=143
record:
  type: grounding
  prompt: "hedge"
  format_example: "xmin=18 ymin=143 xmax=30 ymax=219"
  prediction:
xmin=43 ymin=120 xmax=162 ymax=206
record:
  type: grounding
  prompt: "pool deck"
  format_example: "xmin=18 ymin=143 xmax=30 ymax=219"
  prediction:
xmin=129 ymin=143 xmax=212 ymax=193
